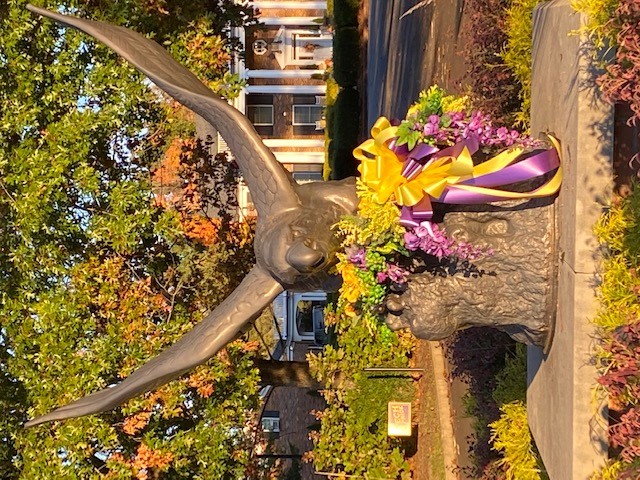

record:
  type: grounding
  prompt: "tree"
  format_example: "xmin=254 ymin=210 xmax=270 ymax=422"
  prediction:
xmin=0 ymin=1 xmax=283 ymax=478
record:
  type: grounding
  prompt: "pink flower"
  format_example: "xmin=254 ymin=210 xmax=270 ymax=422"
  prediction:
xmin=387 ymin=264 xmax=409 ymax=283
xmin=404 ymin=231 xmax=421 ymax=251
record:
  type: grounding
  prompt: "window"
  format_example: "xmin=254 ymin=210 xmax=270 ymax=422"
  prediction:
xmin=261 ymin=412 xmax=280 ymax=433
xmin=292 ymin=105 xmax=323 ymax=126
xmin=295 ymin=299 xmax=327 ymax=335
xmin=247 ymin=105 xmax=273 ymax=126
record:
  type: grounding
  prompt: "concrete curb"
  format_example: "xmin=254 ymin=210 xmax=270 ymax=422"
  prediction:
xmin=428 ymin=341 xmax=458 ymax=480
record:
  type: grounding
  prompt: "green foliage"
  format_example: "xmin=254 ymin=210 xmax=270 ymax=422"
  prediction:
xmin=308 ymin=181 xmax=415 ymax=478
xmin=463 ymin=0 xmax=522 ymax=126
xmin=595 ymin=190 xmax=640 ymax=265
xmin=502 ymin=0 xmax=543 ymax=129
xmin=325 ymin=1 xmax=362 ymax=180
xmin=332 ymin=26 xmax=360 ymax=88
xmin=332 ymin=0 xmax=359 ymax=28
xmin=592 ymin=459 xmax=640 ymax=480
xmin=492 ymin=343 xmax=528 ymax=406
xmin=486 ymin=345 xmax=549 ymax=479
xmin=0 ymin=0 xmax=269 ymax=478
xmin=593 ymin=190 xmax=640 ymax=331
xmin=328 ymin=87 xmax=360 ymax=180
xmin=395 ymin=123 xmax=423 ymax=151
xmin=489 ymin=401 xmax=546 ymax=480
xmin=571 ymin=0 xmax=618 ymax=49
xmin=592 ymin=187 xmax=640 ymax=477
xmin=323 ymin=76 xmax=340 ymax=179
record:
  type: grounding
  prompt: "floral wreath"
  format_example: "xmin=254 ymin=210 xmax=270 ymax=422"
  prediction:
xmin=334 ymin=86 xmax=562 ymax=319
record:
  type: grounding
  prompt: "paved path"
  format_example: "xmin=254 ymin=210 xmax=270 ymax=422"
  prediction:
xmin=366 ymin=0 xmax=468 ymax=129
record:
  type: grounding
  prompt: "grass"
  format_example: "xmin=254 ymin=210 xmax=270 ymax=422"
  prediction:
xmin=347 ymin=373 xmax=414 ymax=432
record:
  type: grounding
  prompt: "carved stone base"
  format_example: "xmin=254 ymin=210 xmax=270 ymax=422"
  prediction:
xmin=386 ymin=197 xmax=557 ymax=349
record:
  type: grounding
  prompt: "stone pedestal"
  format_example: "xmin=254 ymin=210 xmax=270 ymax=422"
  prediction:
xmin=527 ymin=1 xmax=610 ymax=478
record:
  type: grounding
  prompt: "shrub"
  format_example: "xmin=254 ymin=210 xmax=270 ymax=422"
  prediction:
xmin=594 ymin=189 xmax=640 ymax=331
xmin=492 ymin=343 xmax=528 ymax=406
xmin=596 ymin=0 xmax=640 ymax=124
xmin=328 ymin=88 xmax=360 ymax=179
xmin=332 ymin=0 xmax=359 ymax=28
xmin=593 ymin=186 xmax=640 ymax=477
xmin=307 ymin=177 xmax=416 ymax=478
xmin=444 ymin=328 xmax=515 ymax=471
xmin=489 ymin=401 xmax=546 ymax=480
xmin=463 ymin=0 xmax=521 ymax=125
xmin=333 ymin=27 xmax=360 ymax=88
xmin=332 ymin=88 xmax=359 ymax=144
xmin=502 ymin=0 xmax=543 ymax=129
xmin=571 ymin=0 xmax=618 ymax=49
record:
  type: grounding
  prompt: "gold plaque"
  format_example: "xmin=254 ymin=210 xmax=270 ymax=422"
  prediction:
xmin=387 ymin=401 xmax=412 ymax=436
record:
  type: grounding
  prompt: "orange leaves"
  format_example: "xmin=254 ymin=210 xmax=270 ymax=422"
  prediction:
xmin=109 ymin=443 xmax=174 ymax=480
xmin=152 ymin=136 xmax=222 ymax=246
xmin=152 ymin=137 xmax=195 ymax=198
xmin=186 ymin=368 xmax=216 ymax=398
xmin=181 ymin=215 xmax=220 ymax=246
xmin=241 ymin=340 xmax=260 ymax=353
xmin=122 ymin=411 xmax=152 ymax=435
xmin=178 ymin=28 xmax=232 ymax=83
xmin=73 ymin=257 xmax=168 ymax=327
xmin=142 ymin=0 xmax=169 ymax=15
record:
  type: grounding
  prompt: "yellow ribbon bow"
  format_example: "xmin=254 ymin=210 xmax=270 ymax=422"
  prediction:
xmin=354 ymin=117 xmax=562 ymax=208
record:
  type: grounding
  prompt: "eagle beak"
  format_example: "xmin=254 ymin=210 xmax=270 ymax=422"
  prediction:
xmin=286 ymin=242 xmax=325 ymax=272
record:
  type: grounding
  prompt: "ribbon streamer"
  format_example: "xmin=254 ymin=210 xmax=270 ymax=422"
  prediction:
xmin=354 ymin=117 xmax=562 ymax=227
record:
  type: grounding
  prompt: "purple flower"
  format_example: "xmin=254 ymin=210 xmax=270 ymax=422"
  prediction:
xmin=454 ymin=241 xmax=494 ymax=261
xmin=418 ymin=223 xmax=455 ymax=259
xmin=404 ymin=231 xmax=421 ymax=251
xmin=346 ymin=246 xmax=366 ymax=268
xmin=387 ymin=263 xmax=409 ymax=283
xmin=423 ymin=122 xmax=438 ymax=136
xmin=414 ymin=225 xmax=430 ymax=238
xmin=496 ymin=126 xmax=510 ymax=142
xmin=450 ymin=111 xmax=465 ymax=124
xmin=428 ymin=114 xmax=440 ymax=125
xmin=376 ymin=271 xmax=388 ymax=283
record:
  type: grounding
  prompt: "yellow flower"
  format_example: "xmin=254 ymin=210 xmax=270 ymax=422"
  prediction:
xmin=337 ymin=262 xmax=362 ymax=304
xmin=406 ymin=103 xmax=420 ymax=116
xmin=441 ymin=94 xmax=470 ymax=113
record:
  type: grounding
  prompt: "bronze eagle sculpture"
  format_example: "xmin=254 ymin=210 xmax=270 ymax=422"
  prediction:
xmin=25 ymin=5 xmax=358 ymax=427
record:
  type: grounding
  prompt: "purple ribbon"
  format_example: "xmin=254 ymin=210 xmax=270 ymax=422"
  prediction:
xmin=395 ymin=138 xmax=560 ymax=228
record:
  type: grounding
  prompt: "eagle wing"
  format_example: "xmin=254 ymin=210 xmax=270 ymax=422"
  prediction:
xmin=27 ymin=4 xmax=300 ymax=218
xmin=25 ymin=266 xmax=283 ymax=427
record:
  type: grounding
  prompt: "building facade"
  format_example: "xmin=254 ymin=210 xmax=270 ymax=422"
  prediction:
xmin=231 ymin=0 xmax=329 ymax=218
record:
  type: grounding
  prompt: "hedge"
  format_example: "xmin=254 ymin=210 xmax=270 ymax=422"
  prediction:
xmin=332 ymin=0 xmax=359 ymax=28
xmin=333 ymin=26 xmax=359 ymax=88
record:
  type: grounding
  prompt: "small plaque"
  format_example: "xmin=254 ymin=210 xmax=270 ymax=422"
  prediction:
xmin=387 ymin=401 xmax=412 ymax=436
